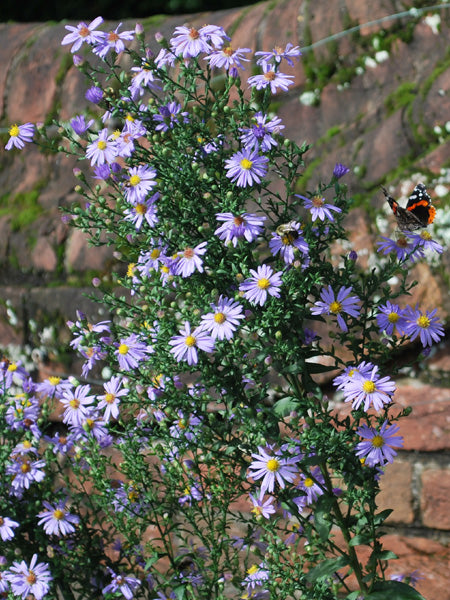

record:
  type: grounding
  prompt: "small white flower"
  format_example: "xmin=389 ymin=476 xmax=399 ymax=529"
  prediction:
xmin=299 ymin=90 xmax=318 ymax=106
xmin=424 ymin=14 xmax=440 ymax=35
xmin=364 ymin=57 xmax=378 ymax=69
xmin=375 ymin=50 xmax=389 ymax=63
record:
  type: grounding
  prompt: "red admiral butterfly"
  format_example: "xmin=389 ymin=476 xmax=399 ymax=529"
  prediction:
xmin=382 ymin=183 xmax=436 ymax=231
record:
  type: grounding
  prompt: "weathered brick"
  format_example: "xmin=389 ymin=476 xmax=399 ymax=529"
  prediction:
xmin=420 ymin=466 xmax=450 ymax=530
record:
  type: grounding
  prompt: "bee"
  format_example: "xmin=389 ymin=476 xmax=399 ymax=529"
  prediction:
xmin=276 ymin=221 xmax=300 ymax=244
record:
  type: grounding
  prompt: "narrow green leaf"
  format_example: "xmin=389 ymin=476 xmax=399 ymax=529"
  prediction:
xmin=305 ymin=556 xmax=349 ymax=582
xmin=366 ymin=580 xmax=427 ymax=599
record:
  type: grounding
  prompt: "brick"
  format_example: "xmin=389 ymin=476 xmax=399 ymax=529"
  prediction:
xmin=420 ymin=467 xmax=450 ymax=530
xmin=378 ymin=460 xmax=414 ymax=524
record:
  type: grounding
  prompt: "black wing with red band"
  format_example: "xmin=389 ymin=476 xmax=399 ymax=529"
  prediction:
xmin=382 ymin=183 xmax=436 ymax=231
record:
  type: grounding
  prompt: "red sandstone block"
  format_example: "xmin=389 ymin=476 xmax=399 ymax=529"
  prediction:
xmin=378 ymin=460 xmax=414 ymax=524
xmin=420 ymin=467 xmax=450 ymax=530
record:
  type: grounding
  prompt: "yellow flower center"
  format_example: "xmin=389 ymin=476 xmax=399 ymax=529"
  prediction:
xmin=185 ymin=335 xmax=196 ymax=347
xmin=8 ymin=363 xmax=18 ymax=372
xmin=372 ymin=435 xmax=384 ymax=448
xmin=362 ymin=380 xmax=376 ymax=394
xmin=9 ymin=124 xmax=20 ymax=137
xmin=266 ymin=458 xmax=280 ymax=472
xmin=303 ymin=477 xmax=314 ymax=488
xmin=247 ymin=564 xmax=259 ymax=575
xmin=257 ymin=277 xmax=270 ymax=290
xmin=135 ymin=203 xmax=146 ymax=215
xmin=48 ymin=376 xmax=61 ymax=386
xmin=97 ymin=140 xmax=107 ymax=150
xmin=53 ymin=509 xmax=65 ymax=520
xmin=79 ymin=25 xmax=90 ymax=38
xmin=107 ymin=31 xmax=120 ymax=43
xmin=240 ymin=158 xmax=253 ymax=170
xmin=69 ymin=399 xmax=80 ymax=409
xmin=420 ymin=231 xmax=432 ymax=241
xmin=23 ymin=440 xmax=32 ymax=449
xmin=417 ymin=315 xmax=430 ymax=329
xmin=118 ymin=344 xmax=129 ymax=355
xmin=223 ymin=46 xmax=234 ymax=56
xmin=105 ymin=393 xmax=116 ymax=404
xmin=312 ymin=195 xmax=324 ymax=207
xmin=388 ymin=312 xmax=399 ymax=323
xmin=129 ymin=174 xmax=141 ymax=187
xmin=127 ymin=263 xmax=136 ymax=277
xmin=151 ymin=248 xmax=161 ymax=260
xmin=329 ymin=301 xmax=342 ymax=314
xmin=26 ymin=571 xmax=37 ymax=585
xmin=214 ymin=312 xmax=226 ymax=324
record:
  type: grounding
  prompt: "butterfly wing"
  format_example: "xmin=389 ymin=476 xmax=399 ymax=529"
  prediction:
xmin=405 ymin=183 xmax=435 ymax=226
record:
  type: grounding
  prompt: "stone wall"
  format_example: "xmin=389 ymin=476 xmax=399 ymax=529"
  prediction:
xmin=0 ymin=1 xmax=449 ymax=597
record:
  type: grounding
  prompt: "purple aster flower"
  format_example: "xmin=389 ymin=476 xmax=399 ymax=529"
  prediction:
xmin=248 ymin=445 xmax=300 ymax=496
xmin=214 ymin=212 xmax=266 ymax=246
xmin=269 ymin=221 xmax=309 ymax=264
xmin=296 ymin=466 xmax=325 ymax=505
xmin=102 ymin=568 xmax=141 ymax=600
xmin=0 ymin=516 xmax=19 ymax=541
xmin=61 ymin=16 xmax=104 ymax=53
xmin=343 ymin=363 xmax=396 ymax=412
xmin=129 ymin=60 xmax=159 ymax=100
xmin=249 ymin=493 xmax=276 ymax=519
xmin=85 ymin=128 xmax=118 ymax=166
xmin=333 ymin=361 xmax=374 ymax=390
xmin=5 ymin=123 xmax=35 ymax=150
xmin=115 ymin=333 xmax=153 ymax=371
xmin=174 ymin=241 xmax=207 ymax=277
xmin=92 ymin=23 xmax=135 ymax=58
xmin=123 ymin=165 xmax=157 ymax=205
xmin=137 ymin=239 xmax=169 ymax=276
xmin=403 ymin=305 xmax=445 ymax=348
xmin=242 ymin=562 xmax=270 ymax=593
xmin=356 ymin=421 xmax=404 ymax=466
xmin=376 ymin=235 xmax=424 ymax=263
xmin=85 ymin=86 xmax=103 ymax=104
xmin=239 ymin=264 xmax=283 ymax=307
xmin=200 ymin=296 xmax=245 ymax=340
xmin=333 ymin=162 xmax=350 ymax=178
xmin=169 ymin=321 xmax=215 ymax=365
xmin=170 ymin=411 xmax=202 ymax=442
xmin=5 ymin=554 xmax=52 ymax=600
xmin=255 ymin=43 xmax=301 ymax=67
xmin=60 ymin=384 xmax=94 ymax=427
xmin=70 ymin=115 xmax=94 ymax=135
xmin=43 ymin=431 xmax=75 ymax=456
xmin=225 ymin=148 xmax=268 ymax=187
xmin=205 ymin=45 xmax=251 ymax=70
xmin=37 ymin=500 xmax=80 ymax=536
xmin=170 ymin=24 xmax=229 ymax=58
xmin=153 ymin=101 xmax=189 ymax=132
xmin=97 ymin=375 xmax=128 ymax=422
xmin=240 ymin=111 xmax=284 ymax=152
xmin=376 ymin=301 xmax=407 ymax=336
xmin=248 ymin=63 xmax=294 ymax=94
xmin=406 ymin=231 xmax=443 ymax=255
xmin=298 ymin=194 xmax=342 ymax=222
xmin=35 ymin=376 xmax=72 ymax=400
xmin=124 ymin=193 xmax=159 ymax=230
xmin=311 ymin=285 xmax=360 ymax=332
xmin=170 ymin=25 xmax=213 ymax=58
xmin=6 ymin=455 xmax=46 ymax=496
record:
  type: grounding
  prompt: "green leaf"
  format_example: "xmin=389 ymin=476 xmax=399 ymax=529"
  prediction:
xmin=305 ymin=556 xmax=349 ymax=582
xmin=314 ymin=495 xmax=335 ymax=541
xmin=273 ymin=396 xmax=300 ymax=417
xmin=365 ymin=580 xmax=427 ymax=600
xmin=348 ymin=534 xmax=372 ymax=547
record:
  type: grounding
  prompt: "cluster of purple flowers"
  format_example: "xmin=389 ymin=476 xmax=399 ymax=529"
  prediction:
xmin=376 ymin=301 xmax=444 ymax=347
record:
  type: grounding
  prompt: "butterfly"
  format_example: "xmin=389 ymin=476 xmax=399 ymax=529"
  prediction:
xmin=382 ymin=183 xmax=436 ymax=231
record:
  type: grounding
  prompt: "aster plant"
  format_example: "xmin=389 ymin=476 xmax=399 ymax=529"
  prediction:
xmin=1 ymin=15 xmax=445 ymax=600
